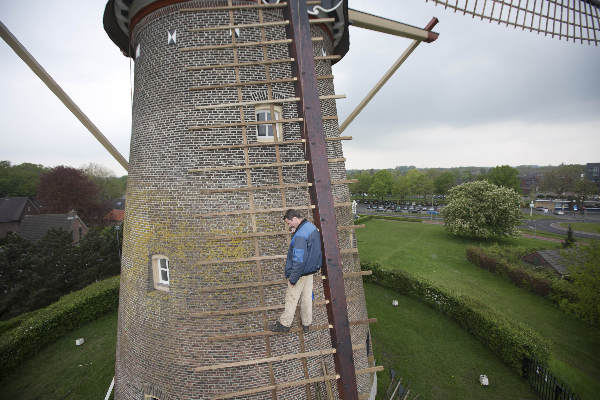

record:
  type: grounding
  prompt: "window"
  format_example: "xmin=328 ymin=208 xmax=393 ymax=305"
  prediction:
xmin=255 ymin=105 xmax=282 ymax=141
xmin=152 ymin=255 xmax=170 ymax=291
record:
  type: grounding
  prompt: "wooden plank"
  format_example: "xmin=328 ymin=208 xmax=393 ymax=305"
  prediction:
xmin=284 ymin=1 xmax=358 ymax=398
xmin=192 ymin=298 xmax=330 ymax=318
xmin=195 ymin=348 xmax=336 ymax=372
xmin=356 ymin=366 xmax=384 ymax=375
xmin=212 ymin=374 xmax=340 ymax=400
xmin=205 ymin=319 xmax=377 ymax=342
xmin=189 ymin=117 xmax=303 ymax=130
xmin=198 ymin=182 xmax=311 ymax=194
xmin=190 ymin=20 xmax=289 ymax=32
xmin=181 ymin=37 xmax=322 ymax=52
xmin=194 ymin=139 xmax=304 ymax=151
xmin=194 ymin=202 xmax=351 ymax=218
xmin=325 ymin=136 xmax=352 ymax=141
xmin=195 ymin=96 xmax=300 ymax=110
xmin=190 ymin=77 xmax=297 ymax=91
xmin=186 ymin=57 xmax=294 ymax=72
xmin=195 ymin=248 xmax=355 ymax=267
xmin=327 ymin=157 xmax=346 ymax=163
xmin=188 ymin=160 xmax=308 ymax=173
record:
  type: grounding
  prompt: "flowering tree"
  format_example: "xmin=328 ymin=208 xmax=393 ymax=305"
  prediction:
xmin=442 ymin=181 xmax=521 ymax=239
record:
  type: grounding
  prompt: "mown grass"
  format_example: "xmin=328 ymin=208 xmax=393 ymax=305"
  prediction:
xmin=0 ymin=312 xmax=116 ymax=400
xmin=365 ymin=283 xmax=536 ymax=400
xmin=357 ymin=220 xmax=600 ymax=400
xmin=558 ymin=222 xmax=600 ymax=234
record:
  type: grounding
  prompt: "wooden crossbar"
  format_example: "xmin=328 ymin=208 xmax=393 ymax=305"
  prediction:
xmin=327 ymin=157 xmax=346 ymax=163
xmin=325 ymin=136 xmax=352 ymax=141
xmin=196 ymin=343 xmax=365 ymax=373
xmin=315 ymin=55 xmax=342 ymax=61
xmin=197 ymin=270 xmax=369 ymax=292
xmin=194 ymin=202 xmax=351 ymax=219
xmin=195 ymin=96 xmax=299 ymax=110
xmin=205 ymin=318 xmax=377 ymax=342
xmin=186 ymin=58 xmax=294 ymax=72
xmin=190 ymin=20 xmax=289 ymax=32
xmin=195 ymin=248 xmax=356 ymax=266
xmin=198 ymin=182 xmax=311 ymax=194
xmin=195 ymin=94 xmax=344 ymax=110
xmin=317 ymin=74 xmax=334 ymax=80
xmin=192 ymin=298 xmax=330 ymax=318
xmin=202 ymin=223 xmax=362 ymax=240
xmin=195 ymin=347 xmax=336 ymax=372
xmin=190 ymin=77 xmax=297 ymax=91
xmin=212 ymin=373 xmax=339 ymax=400
xmin=331 ymin=179 xmax=358 ymax=184
xmin=181 ymin=3 xmax=287 ymax=13
xmin=189 ymin=117 xmax=303 ymax=131
xmin=194 ymin=139 xmax=304 ymax=151
xmin=322 ymin=115 xmax=338 ymax=120
xmin=181 ymin=37 xmax=322 ymax=52
xmin=188 ymin=160 xmax=308 ymax=173
xmin=356 ymin=366 xmax=385 ymax=375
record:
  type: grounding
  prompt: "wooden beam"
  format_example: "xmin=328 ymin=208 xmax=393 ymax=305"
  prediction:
xmin=190 ymin=77 xmax=297 ymax=91
xmin=284 ymin=1 xmax=358 ymax=398
xmin=348 ymin=9 xmax=439 ymax=43
xmin=186 ymin=57 xmax=294 ymax=72
xmin=188 ymin=160 xmax=308 ymax=173
xmin=189 ymin=117 xmax=303 ymax=130
xmin=0 ymin=22 xmax=129 ymax=171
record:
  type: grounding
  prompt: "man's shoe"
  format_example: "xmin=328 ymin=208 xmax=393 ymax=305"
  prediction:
xmin=270 ymin=321 xmax=290 ymax=333
xmin=302 ymin=325 xmax=310 ymax=334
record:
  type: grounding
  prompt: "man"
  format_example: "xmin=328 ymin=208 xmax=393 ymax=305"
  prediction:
xmin=270 ymin=209 xmax=322 ymax=334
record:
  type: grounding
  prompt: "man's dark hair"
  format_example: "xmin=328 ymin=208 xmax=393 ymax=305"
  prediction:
xmin=283 ymin=209 xmax=303 ymax=220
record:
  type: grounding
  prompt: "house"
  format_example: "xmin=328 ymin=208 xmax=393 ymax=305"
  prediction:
xmin=18 ymin=211 xmax=88 ymax=243
xmin=0 ymin=197 xmax=42 ymax=238
xmin=103 ymin=209 xmax=124 ymax=225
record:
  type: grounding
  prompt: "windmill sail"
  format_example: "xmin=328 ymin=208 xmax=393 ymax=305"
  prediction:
xmin=425 ymin=0 xmax=600 ymax=45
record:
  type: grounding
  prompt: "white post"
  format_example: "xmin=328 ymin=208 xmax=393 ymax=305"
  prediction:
xmin=104 ymin=377 xmax=115 ymax=400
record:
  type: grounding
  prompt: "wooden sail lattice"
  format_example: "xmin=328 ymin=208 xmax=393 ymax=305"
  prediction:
xmin=425 ymin=0 xmax=600 ymax=44
xmin=182 ymin=1 xmax=375 ymax=399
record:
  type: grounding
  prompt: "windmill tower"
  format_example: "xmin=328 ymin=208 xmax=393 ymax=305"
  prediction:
xmin=103 ymin=0 xmax=380 ymax=398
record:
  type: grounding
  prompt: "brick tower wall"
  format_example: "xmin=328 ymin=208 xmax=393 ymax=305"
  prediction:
xmin=115 ymin=1 xmax=373 ymax=399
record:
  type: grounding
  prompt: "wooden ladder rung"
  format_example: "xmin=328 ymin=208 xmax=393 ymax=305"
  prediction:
xmin=315 ymin=55 xmax=342 ymax=61
xmin=181 ymin=37 xmax=322 ymax=52
xmin=189 ymin=20 xmax=289 ymax=33
xmin=194 ymin=202 xmax=351 ymax=218
xmin=195 ymin=94 xmax=344 ymax=110
xmin=188 ymin=160 xmax=308 ymax=173
xmin=198 ymin=182 xmax=311 ymax=194
xmin=327 ymin=157 xmax=346 ymax=163
xmin=212 ymin=373 xmax=339 ymax=400
xmin=190 ymin=77 xmax=297 ymax=91
xmin=186 ymin=58 xmax=294 ymax=72
xmin=192 ymin=298 xmax=330 ymax=318
xmin=195 ymin=248 xmax=356 ymax=266
xmin=197 ymin=270 xmax=366 ymax=292
xmin=325 ymin=136 xmax=352 ymax=141
xmin=201 ymin=223 xmax=363 ymax=241
xmin=205 ymin=318 xmax=377 ymax=342
xmin=194 ymin=139 xmax=304 ymax=151
xmin=195 ymin=348 xmax=336 ymax=372
xmin=189 ymin=117 xmax=303 ymax=131
xmin=356 ymin=366 xmax=384 ymax=375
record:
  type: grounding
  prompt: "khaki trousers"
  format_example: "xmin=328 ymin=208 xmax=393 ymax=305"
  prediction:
xmin=279 ymin=274 xmax=313 ymax=328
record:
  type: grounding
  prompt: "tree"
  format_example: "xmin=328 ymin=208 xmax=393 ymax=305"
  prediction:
xmin=405 ymin=169 xmax=434 ymax=197
xmin=81 ymin=162 xmax=127 ymax=201
xmin=442 ymin=181 xmax=522 ymax=239
xmin=368 ymin=170 xmax=394 ymax=200
xmin=434 ymin=171 xmax=457 ymax=195
xmin=540 ymin=164 xmax=583 ymax=195
xmin=350 ymin=171 xmax=373 ymax=197
xmin=485 ymin=165 xmax=521 ymax=193
xmin=36 ymin=166 xmax=104 ymax=223
xmin=0 ymin=161 xmax=48 ymax=197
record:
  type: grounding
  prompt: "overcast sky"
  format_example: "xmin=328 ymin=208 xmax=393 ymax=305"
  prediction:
xmin=1 ymin=0 xmax=599 ymax=176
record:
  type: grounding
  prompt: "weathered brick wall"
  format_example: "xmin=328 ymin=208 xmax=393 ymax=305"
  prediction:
xmin=115 ymin=1 xmax=373 ymax=399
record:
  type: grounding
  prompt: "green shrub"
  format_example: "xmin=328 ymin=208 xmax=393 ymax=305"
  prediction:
xmin=0 ymin=275 xmax=120 ymax=379
xmin=355 ymin=215 xmax=373 ymax=224
xmin=361 ymin=262 xmax=550 ymax=375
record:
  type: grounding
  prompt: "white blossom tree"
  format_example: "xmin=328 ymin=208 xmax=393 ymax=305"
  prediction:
xmin=442 ymin=181 xmax=521 ymax=239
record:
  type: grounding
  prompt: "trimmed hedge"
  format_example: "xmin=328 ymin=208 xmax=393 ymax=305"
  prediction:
xmin=355 ymin=215 xmax=422 ymax=225
xmin=362 ymin=262 xmax=550 ymax=375
xmin=466 ymin=246 xmax=576 ymax=303
xmin=0 ymin=275 xmax=120 ymax=379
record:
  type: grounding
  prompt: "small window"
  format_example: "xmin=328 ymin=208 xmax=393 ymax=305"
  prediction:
xmin=152 ymin=255 xmax=170 ymax=291
xmin=256 ymin=105 xmax=282 ymax=142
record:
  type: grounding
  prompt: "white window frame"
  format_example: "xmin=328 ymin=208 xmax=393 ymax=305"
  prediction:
xmin=255 ymin=104 xmax=282 ymax=142
xmin=152 ymin=255 xmax=170 ymax=291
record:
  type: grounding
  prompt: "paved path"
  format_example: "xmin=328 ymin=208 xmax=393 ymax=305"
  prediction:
xmin=522 ymin=219 xmax=600 ymax=239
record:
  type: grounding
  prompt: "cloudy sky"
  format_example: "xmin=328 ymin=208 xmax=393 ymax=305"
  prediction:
xmin=1 ymin=0 xmax=599 ymax=176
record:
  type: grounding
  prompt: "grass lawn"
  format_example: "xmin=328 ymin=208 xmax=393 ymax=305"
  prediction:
xmin=357 ymin=219 xmax=600 ymax=400
xmin=365 ymin=283 xmax=536 ymax=400
xmin=0 ymin=311 xmax=117 ymax=400
xmin=559 ymin=222 xmax=600 ymax=234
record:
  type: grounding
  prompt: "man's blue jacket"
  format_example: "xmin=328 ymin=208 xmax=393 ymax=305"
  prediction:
xmin=285 ymin=219 xmax=322 ymax=284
